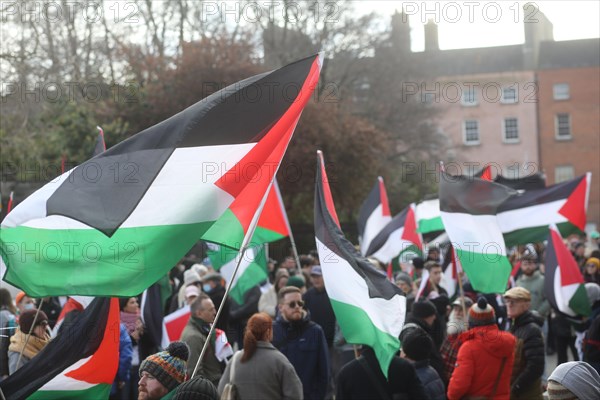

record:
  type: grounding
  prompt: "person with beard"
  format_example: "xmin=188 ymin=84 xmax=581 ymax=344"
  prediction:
xmin=201 ymin=272 xmax=229 ymax=332
xmin=440 ymin=297 xmax=473 ymax=382
xmin=404 ymin=299 xmax=446 ymax=384
xmin=180 ymin=294 xmax=224 ymax=387
xmin=272 ymin=286 xmax=329 ymax=400
xmin=138 ymin=342 xmax=189 ymax=400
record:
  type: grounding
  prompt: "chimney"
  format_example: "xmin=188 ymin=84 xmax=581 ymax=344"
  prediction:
xmin=390 ymin=11 xmax=411 ymax=53
xmin=424 ymin=19 xmax=439 ymax=52
xmin=523 ymin=4 xmax=554 ymax=68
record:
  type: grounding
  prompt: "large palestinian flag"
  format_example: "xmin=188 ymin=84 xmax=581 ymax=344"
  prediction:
xmin=544 ymin=225 xmax=591 ymax=317
xmin=314 ymin=151 xmax=406 ymax=377
xmin=365 ymin=203 xmax=423 ymax=264
xmin=0 ymin=298 xmax=119 ymax=400
xmin=415 ymin=198 xmax=444 ymax=234
xmin=1 ymin=55 xmax=322 ymax=297
xmin=357 ymin=177 xmax=392 ymax=255
xmin=498 ymin=173 xmax=591 ymax=247
xmin=439 ymin=173 xmax=515 ymax=293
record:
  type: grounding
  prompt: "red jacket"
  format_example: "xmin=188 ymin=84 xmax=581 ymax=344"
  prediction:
xmin=447 ymin=325 xmax=515 ymax=400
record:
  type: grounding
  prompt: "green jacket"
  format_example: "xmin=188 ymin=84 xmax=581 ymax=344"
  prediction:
xmin=180 ymin=317 xmax=223 ymax=386
xmin=516 ymin=271 xmax=550 ymax=318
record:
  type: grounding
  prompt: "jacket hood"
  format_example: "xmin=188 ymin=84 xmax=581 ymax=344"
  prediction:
xmin=459 ymin=325 xmax=515 ymax=358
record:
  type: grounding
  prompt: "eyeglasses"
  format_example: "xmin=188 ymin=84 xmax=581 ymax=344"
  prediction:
xmin=38 ymin=321 xmax=49 ymax=327
xmin=286 ymin=300 xmax=305 ymax=308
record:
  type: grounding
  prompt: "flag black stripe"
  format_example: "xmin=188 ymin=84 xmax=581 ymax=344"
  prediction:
xmin=365 ymin=206 xmax=409 ymax=257
xmin=357 ymin=180 xmax=381 ymax=238
xmin=439 ymin=173 xmax=515 ymax=215
xmin=47 ymin=55 xmax=318 ymax=237
xmin=315 ymin=157 xmax=403 ymax=301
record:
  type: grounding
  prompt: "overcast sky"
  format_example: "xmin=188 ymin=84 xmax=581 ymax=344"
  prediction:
xmin=356 ymin=1 xmax=600 ymax=51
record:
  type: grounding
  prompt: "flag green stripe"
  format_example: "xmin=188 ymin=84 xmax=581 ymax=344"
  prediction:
xmin=28 ymin=383 xmax=110 ymax=399
xmin=417 ymin=217 xmax=444 ymax=234
xmin=229 ymin=263 xmax=268 ymax=304
xmin=1 ymin=222 xmax=213 ymax=297
xmin=568 ymin=284 xmax=592 ymax=317
xmin=201 ymin=208 xmax=245 ymax=249
xmin=503 ymin=222 xmax=582 ymax=247
xmin=330 ymin=299 xmax=400 ymax=378
xmin=252 ymin=226 xmax=287 ymax=244
xmin=455 ymin=248 xmax=511 ymax=294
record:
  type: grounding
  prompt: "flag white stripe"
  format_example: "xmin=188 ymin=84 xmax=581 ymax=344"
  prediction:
xmin=416 ymin=199 xmax=440 ymax=221
xmin=37 ymin=356 xmax=96 ymax=391
xmin=498 ymin=199 xmax=567 ymax=233
xmin=360 ymin=204 xmax=391 ymax=255
xmin=440 ymin=212 xmax=507 ymax=256
xmin=219 ymin=246 xmax=260 ymax=288
xmin=316 ymin=238 xmax=405 ymax=337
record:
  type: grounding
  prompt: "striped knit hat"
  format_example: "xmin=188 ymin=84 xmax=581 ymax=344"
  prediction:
xmin=468 ymin=297 xmax=496 ymax=327
xmin=140 ymin=341 xmax=190 ymax=391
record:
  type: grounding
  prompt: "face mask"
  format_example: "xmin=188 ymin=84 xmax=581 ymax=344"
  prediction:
xmin=24 ymin=303 xmax=35 ymax=311
xmin=203 ymin=284 xmax=211 ymax=293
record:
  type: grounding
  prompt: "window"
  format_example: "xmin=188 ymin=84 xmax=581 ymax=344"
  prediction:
xmin=555 ymin=165 xmax=574 ymax=183
xmin=555 ymin=113 xmax=571 ymax=139
xmin=553 ymin=83 xmax=570 ymax=100
xmin=501 ymin=86 xmax=518 ymax=104
xmin=503 ymin=118 xmax=519 ymax=142
xmin=461 ymin=89 xmax=477 ymax=106
xmin=463 ymin=120 xmax=480 ymax=145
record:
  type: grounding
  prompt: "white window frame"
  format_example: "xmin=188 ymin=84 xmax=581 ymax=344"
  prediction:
xmin=555 ymin=113 xmax=572 ymax=140
xmin=463 ymin=120 xmax=480 ymax=145
xmin=461 ymin=89 xmax=477 ymax=106
xmin=555 ymin=165 xmax=574 ymax=183
xmin=553 ymin=83 xmax=570 ymax=100
xmin=501 ymin=86 xmax=518 ymax=104
xmin=502 ymin=117 xmax=519 ymax=143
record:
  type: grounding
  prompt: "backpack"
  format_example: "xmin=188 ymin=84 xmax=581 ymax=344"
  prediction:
xmin=220 ymin=351 xmax=242 ymax=400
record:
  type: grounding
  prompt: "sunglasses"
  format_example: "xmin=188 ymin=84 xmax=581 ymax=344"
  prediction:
xmin=286 ymin=300 xmax=305 ymax=308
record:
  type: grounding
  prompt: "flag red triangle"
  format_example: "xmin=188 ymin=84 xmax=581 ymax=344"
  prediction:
xmin=318 ymin=151 xmax=340 ymax=228
xmin=558 ymin=176 xmax=588 ymax=231
xmin=401 ymin=204 xmax=422 ymax=250
xmin=481 ymin=165 xmax=492 ymax=181
xmin=551 ymin=227 xmax=584 ymax=286
xmin=379 ymin=177 xmax=391 ymax=217
xmin=257 ymin=182 xmax=290 ymax=237
xmin=65 ymin=298 xmax=119 ymax=384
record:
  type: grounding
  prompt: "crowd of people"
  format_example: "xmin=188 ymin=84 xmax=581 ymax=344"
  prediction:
xmin=1 ymin=231 xmax=600 ymax=399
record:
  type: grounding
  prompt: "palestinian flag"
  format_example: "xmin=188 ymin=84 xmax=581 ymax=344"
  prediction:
xmin=314 ymin=151 xmax=406 ymax=377
xmin=141 ymin=281 xmax=166 ymax=350
xmin=253 ymin=180 xmax=291 ymax=244
xmin=207 ymin=243 xmax=268 ymax=305
xmin=365 ymin=204 xmax=423 ymax=264
xmin=358 ymin=177 xmax=392 ymax=255
xmin=439 ymin=172 xmax=515 ymax=293
xmin=0 ymin=55 xmax=322 ymax=297
xmin=0 ymin=298 xmax=119 ymax=400
xmin=441 ymin=245 xmax=461 ymax=299
xmin=163 ymin=305 xmax=191 ymax=345
xmin=498 ymin=173 xmax=591 ymax=247
xmin=51 ymin=296 xmax=93 ymax=337
xmin=415 ymin=198 xmax=444 ymax=234
xmin=544 ymin=225 xmax=591 ymax=317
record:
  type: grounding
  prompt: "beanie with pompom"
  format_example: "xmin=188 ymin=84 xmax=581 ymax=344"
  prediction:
xmin=468 ymin=297 xmax=496 ymax=328
xmin=139 ymin=341 xmax=190 ymax=391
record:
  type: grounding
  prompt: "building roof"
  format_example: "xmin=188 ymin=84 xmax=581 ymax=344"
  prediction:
xmin=538 ymin=38 xmax=600 ymax=69
xmin=410 ymin=44 xmax=527 ymax=77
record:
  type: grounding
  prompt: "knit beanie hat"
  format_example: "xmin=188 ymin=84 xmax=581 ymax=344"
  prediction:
xmin=287 ymin=275 xmax=305 ymax=289
xmin=402 ymin=328 xmax=432 ymax=361
xmin=395 ymin=272 xmax=412 ymax=287
xmin=468 ymin=297 xmax=496 ymax=328
xmin=586 ymin=282 xmax=600 ymax=306
xmin=547 ymin=361 xmax=600 ymax=400
xmin=139 ymin=341 xmax=190 ymax=391
xmin=19 ymin=309 xmax=49 ymax=334
xmin=172 ymin=376 xmax=219 ymax=400
xmin=411 ymin=300 xmax=437 ymax=319
xmin=184 ymin=269 xmax=202 ymax=286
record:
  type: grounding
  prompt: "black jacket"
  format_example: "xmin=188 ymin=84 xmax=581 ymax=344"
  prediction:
xmin=404 ymin=316 xmax=446 ymax=385
xmin=336 ymin=347 xmax=427 ymax=400
xmin=509 ymin=310 xmax=545 ymax=398
xmin=303 ymin=287 xmax=336 ymax=346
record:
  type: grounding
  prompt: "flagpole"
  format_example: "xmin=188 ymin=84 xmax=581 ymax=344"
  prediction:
xmin=274 ymin=181 xmax=302 ymax=275
xmin=16 ymin=298 xmax=45 ymax=370
xmin=191 ymin=177 xmax=277 ymax=379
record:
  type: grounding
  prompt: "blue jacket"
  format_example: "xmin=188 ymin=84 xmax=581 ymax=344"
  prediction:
xmin=272 ymin=312 xmax=330 ymax=400
xmin=414 ymin=359 xmax=446 ymax=400
xmin=111 ymin=323 xmax=133 ymax=395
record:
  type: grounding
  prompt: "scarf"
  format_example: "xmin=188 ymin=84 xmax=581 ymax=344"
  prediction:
xmin=120 ymin=311 xmax=140 ymax=336
xmin=8 ymin=328 xmax=50 ymax=360
xmin=191 ymin=316 xmax=215 ymax=347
